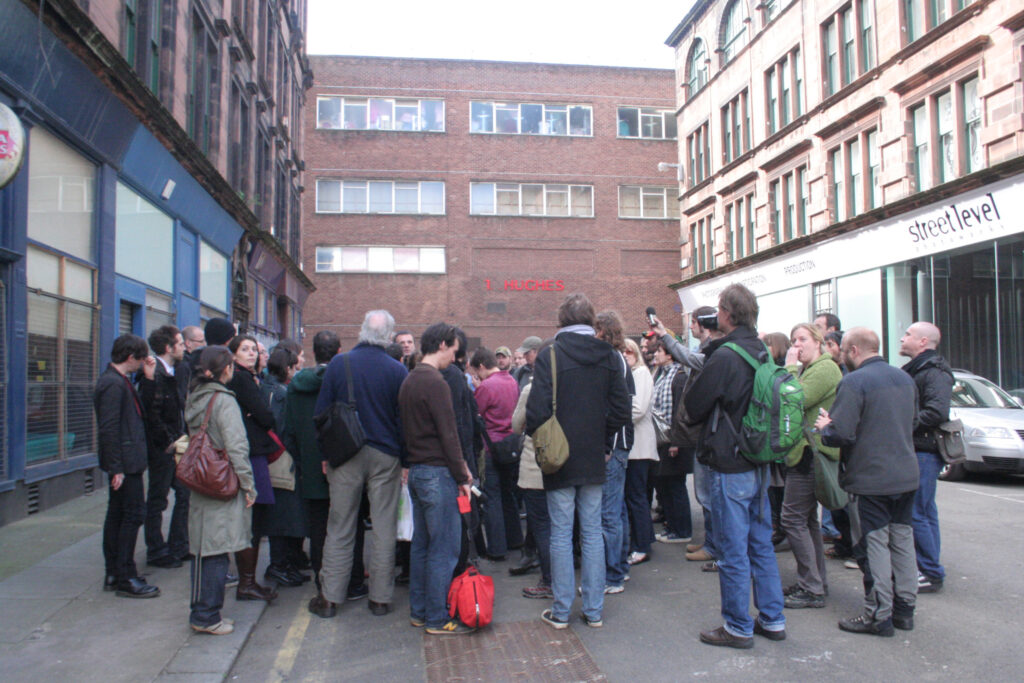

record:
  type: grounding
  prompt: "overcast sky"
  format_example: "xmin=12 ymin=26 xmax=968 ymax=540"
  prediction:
xmin=306 ymin=1 xmax=693 ymax=70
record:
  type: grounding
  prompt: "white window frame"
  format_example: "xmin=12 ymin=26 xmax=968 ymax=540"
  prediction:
xmin=616 ymin=106 xmax=678 ymax=140
xmin=315 ymin=246 xmax=447 ymax=274
xmin=315 ymin=96 xmax=445 ymax=132
xmin=469 ymin=101 xmax=592 ymax=137
xmin=618 ymin=186 xmax=680 ymax=219
xmin=315 ymin=179 xmax=445 ymax=215
xmin=470 ymin=183 xmax=593 ymax=217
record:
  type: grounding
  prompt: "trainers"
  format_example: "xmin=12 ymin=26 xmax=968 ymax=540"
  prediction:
xmin=425 ymin=620 xmax=477 ymax=635
xmin=838 ymin=613 xmax=894 ymax=637
xmin=541 ymin=609 xmax=569 ymax=630
xmin=701 ymin=560 xmax=719 ymax=573
xmin=753 ymin=621 xmax=786 ymax=641
xmin=581 ymin=614 xmax=603 ymax=628
xmin=656 ymin=532 xmax=691 ymax=544
xmin=918 ymin=574 xmax=943 ymax=593
xmin=686 ymin=548 xmax=713 ymax=562
xmin=627 ymin=551 xmax=650 ymax=565
xmin=784 ymin=588 xmax=825 ymax=609
xmin=410 ymin=616 xmax=426 ymax=627
xmin=844 ymin=558 xmax=859 ymax=570
xmin=346 ymin=583 xmax=369 ymax=601
xmin=604 ymin=584 xmax=625 ymax=595
xmin=522 ymin=583 xmax=553 ymax=599
xmin=190 ymin=620 xmax=234 ymax=635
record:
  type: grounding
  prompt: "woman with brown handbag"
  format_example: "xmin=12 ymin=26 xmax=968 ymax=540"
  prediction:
xmin=184 ymin=346 xmax=257 ymax=634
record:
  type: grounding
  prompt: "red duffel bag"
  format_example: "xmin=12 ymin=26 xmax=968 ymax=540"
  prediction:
xmin=447 ymin=564 xmax=494 ymax=628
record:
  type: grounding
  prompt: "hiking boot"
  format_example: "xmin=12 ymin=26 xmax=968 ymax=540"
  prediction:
xmin=838 ymin=613 xmax=894 ymax=637
xmin=784 ymin=588 xmax=825 ymax=609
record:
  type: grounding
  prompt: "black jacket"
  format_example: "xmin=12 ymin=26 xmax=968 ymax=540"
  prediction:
xmin=226 ymin=364 xmax=278 ymax=459
xmin=442 ymin=363 xmax=481 ymax=481
xmin=93 ymin=365 xmax=148 ymax=475
xmin=607 ymin=352 xmax=636 ymax=453
xmin=902 ymin=349 xmax=953 ymax=454
xmin=525 ymin=331 xmax=631 ymax=489
xmin=683 ymin=325 xmax=763 ymax=474
xmin=138 ymin=360 xmax=185 ymax=456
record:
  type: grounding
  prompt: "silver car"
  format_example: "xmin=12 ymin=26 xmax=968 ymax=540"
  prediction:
xmin=939 ymin=370 xmax=1024 ymax=481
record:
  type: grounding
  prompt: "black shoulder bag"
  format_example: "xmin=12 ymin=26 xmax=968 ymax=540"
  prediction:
xmin=313 ymin=354 xmax=367 ymax=468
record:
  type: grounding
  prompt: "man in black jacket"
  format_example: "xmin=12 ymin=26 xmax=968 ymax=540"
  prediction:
xmin=94 ymin=334 xmax=160 ymax=598
xmin=526 ymin=293 xmax=630 ymax=630
xmin=140 ymin=325 xmax=190 ymax=568
xmin=683 ymin=284 xmax=785 ymax=648
xmin=900 ymin=321 xmax=953 ymax=594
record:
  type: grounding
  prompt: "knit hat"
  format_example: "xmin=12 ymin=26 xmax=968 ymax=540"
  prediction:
xmin=205 ymin=317 xmax=236 ymax=346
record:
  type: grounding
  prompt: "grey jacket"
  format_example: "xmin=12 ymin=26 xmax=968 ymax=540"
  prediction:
xmin=821 ymin=356 xmax=920 ymax=496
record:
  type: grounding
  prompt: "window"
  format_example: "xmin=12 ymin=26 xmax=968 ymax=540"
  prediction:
xmin=229 ymin=82 xmax=251 ymax=195
xmin=471 ymin=101 xmax=591 ymax=137
xmin=719 ymin=1 xmax=749 ymax=65
xmin=686 ymin=40 xmax=709 ymax=96
xmin=725 ymin=192 xmax=755 ymax=260
xmin=822 ymin=1 xmax=875 ymax=96
xmin=686 ymin=121 xmax=711 ymax=185
xmin=830 ymin=148 xmax=846 ymax=222
xmin=316 ymin=180 xmax=445 ymax=215
xmin=115 ymin=183 xmax=174 ymax=291
xmin=867 ymin=129 xmax=881 ymax=209
xmin=315 ymin=246 xmax=446 ymax=274
xmin=765 ymin=48 xmax=802 ymax=134
xmin=187 ymin=10 xmax=219 ymax=154
xmin=912 ymin=104 xmax=931 ymax=191
xmin=690 ymin=213 xmax=715 ymax=274
xmin=617 ymin=107 xmax=677 ymax=139
xmin=125 ymin=1 xmax=162 ymax=90
xmin=199 ymin=241 xmax=228 ymax=313
xmin=904 ymin=0 xmax=924 ymax=42
xmin=27 ymin=127 xmax=96 ymax=261
xmin=470 ymin=183 xmax=593 ymax=217
xmin=910 ymin=76 xmax=982 ymax=192
xmin=619 ymin=186 xmax=680 ymax=219
xmin=963 ymin=77 xmax=981 ymax=173
xmin=720 ymin=89 xmax=750 ymax=164
xmin=903 ymin=0 xmax=974 ymax=43
xmin=770 ymin=165 xmax=808 ymax=241
xmin=813 ymin=280 xmax=834 ymax=316
xmin=828 ymin=129 xmax=876 ymax=222
xmin=316 ymin=96 xmax=444 ymax=132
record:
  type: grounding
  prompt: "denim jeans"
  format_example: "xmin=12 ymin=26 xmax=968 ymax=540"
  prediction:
xmin=820 ymin=507 xmax=841 ymax=538
xmin=190 ymin=553 xmax=229 ymax=627
xmin=602 ymin=449 xmax=629 ymax=587
xmin=548 ymin=485 xmax=603 ymax=622
xmin=710 ymin=468 xmax=786 ymax=637
xmin=408 ymin=465 xmax=462 ymax=628
xmin=522 ymin=489 xmax=552 ymax=585
xmin=482 ymin=454 xmax=523 ymax=557
xmin=912 ymin=451 xmax=946 ymax=580
xmin=103 ymin=473 xmax=146 ymax=581
xmin=625 ymin=460 xmax=655 ymax=554
xmin=693 ymin=462 xmax=717 ymax=557
xmin=145 ymin=452 xmax=190 ymax=561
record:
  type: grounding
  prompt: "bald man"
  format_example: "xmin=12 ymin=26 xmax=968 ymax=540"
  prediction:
xmin=816 ymin=327 xmax=919 ymax=637
xmin=899 ymin=322 xmax=953 ymax=595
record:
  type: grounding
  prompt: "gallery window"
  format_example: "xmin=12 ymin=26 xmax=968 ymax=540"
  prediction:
xmin=471 ymin=102 xmax=592 ymax=137
xmin=316 ymin=96 xmax=444 ymax=132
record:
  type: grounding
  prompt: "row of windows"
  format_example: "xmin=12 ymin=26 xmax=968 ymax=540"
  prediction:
xmin=315 ymin=246 xmax=447 ymax=274
xmin=313 ymin=180 xmax=680 ymax=220
xmin=315 ymin=97 xmax=677 ymax=140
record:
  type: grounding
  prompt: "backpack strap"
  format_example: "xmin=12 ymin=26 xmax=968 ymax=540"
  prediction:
xmin=549 ymin=346 xmax=558 ymax=413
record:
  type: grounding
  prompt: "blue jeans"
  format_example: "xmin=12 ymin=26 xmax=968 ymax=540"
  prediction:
xmin=710 ymin=468 xmax=785 ymax=637
xmin=693 ymin=462 xmax=716 ymax=557
xmin=820 ymin=508 xmax=840 ymax=538
xmin=602 ymin=449 xmax=629 ymax=587
xmin=547 ymin=484 xmax=603 ymax=622
xmin=408 ymin=465 xmax=462 ymax=628
xmin=189 ymin=553 xmax=229 ymax=627
xmin=522 ymin=489 xmax=552 ymax=585
xmin=625 ymin=460 xmax=655 ymax=554
xmin=912 ymin=451 xmax=945 ymax=580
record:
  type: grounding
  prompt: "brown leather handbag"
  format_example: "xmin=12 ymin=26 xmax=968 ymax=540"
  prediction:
xmin=176 ymin=393 xmax=240 ymax=501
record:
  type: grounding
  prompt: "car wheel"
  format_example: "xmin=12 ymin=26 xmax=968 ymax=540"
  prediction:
xmin=939 ymin=462 xmax=966 ymax=481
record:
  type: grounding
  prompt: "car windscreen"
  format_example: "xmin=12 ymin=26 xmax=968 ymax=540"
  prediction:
xmin=951 ymin=376 xmax=1022 ymax=409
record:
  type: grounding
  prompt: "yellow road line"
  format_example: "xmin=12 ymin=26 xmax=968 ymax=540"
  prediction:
xmin=267 ymin=599 xmax=312 ymax=683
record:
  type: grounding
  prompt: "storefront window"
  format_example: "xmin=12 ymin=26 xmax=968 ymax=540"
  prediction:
xmin=27 ymin=128 xmax=95 ymax=261
xmin=199 ymin=241 xmax=229 ymax=313
xmin=115 ymin=182 xmax=174 ymax=291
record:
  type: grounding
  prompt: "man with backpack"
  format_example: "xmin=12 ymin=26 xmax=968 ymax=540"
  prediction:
xmin=683 ymin=284 xmax=787 ymax=648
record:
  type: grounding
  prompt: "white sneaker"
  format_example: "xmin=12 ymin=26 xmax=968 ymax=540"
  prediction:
xmin=627 ymin=551 xmax=649 ymax=565
xmin=844 ymin=558 xmax=859 ymax=569
xmin=604 ymin=584 xmax=625 ymax=595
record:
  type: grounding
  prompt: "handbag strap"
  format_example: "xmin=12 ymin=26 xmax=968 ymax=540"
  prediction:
xmin=200 ymin=392 xmax=218 ymax=433
xmin=549 ymin=346 xmax=558 ymax=412
xmin=343 ymin=353 xmax=356 ymax=407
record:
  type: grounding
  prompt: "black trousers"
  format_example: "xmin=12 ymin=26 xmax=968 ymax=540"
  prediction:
xmin=144 ymin=451 xmax=190 ymax=560
xmin=306 ymin=497 xmax=365 ymax=590
xmin=103 ymin=473 xmax=146 ymax=581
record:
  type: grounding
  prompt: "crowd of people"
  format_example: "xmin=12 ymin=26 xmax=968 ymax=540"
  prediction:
xmin=93 ymin=285 xmax=953 ymax=644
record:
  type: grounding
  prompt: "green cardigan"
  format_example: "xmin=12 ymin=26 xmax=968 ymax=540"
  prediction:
xmin=785 ymin=352 xmax=842 ymax=465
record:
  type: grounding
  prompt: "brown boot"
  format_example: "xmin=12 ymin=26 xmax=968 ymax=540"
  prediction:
xmin=235 ymin=547 xmax=278 ymax=602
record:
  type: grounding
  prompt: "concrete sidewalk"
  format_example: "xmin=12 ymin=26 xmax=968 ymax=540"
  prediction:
xmin=0 ymin=493 xmax=266 ymax=683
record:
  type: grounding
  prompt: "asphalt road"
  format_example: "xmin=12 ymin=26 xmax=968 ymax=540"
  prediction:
xmin=229 ymin=473 xmax=1024 ymax=682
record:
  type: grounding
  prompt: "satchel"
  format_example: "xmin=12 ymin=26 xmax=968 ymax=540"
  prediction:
xmin=806 ymin=428 xmax=848 ymax=510
xmin=934 ymin=419 xmax=966 ymax=464
xmin=486 ymin=431 xmax=525 ymax=467
xmin=176 ymin=393 xmax=240 ymax=501
xmin=313 ymin=354 xmax=366 ymax=469
xmin=267 ymin=449 xmax=296 ymax=491
xmin=533 ymin=346 xmax=571 ymax=475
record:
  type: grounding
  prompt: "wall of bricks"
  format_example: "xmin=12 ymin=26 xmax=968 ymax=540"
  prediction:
xmin=303 ymin=57 xmax=683 ymax=352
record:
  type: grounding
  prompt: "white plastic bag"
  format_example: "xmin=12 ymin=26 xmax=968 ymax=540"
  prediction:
xmin=396 ymin=482 xmax=414 ymax=541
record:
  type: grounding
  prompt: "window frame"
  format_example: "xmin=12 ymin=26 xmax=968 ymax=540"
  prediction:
xmin=470 ymin=101 xmax=592 ymax=137
xmin=315 ymin=96 xmax=446 ymax=132
xmin=469 ymin=182 xmax=593 ymax=218
xmin=821 ymin=1 xmax=876 ymax=97
xmin=686 ymin=39 xmax=710 ymax=97
xmin=686 ymin=121 xmax=712 ymax=186
xmin=720 ymin=88 xmax=751 ymax=165
xmin=618 ymin=186 xmax=680 ymax=220
xmin=315 ymin=179 xmax=446 ymax=215
xmin=690 ymin=211 xmax=715 ymax=274
xmin=315 ymin=246 xmax=447 ymax=274
xmin=616 ymin=106 xmax=677 ymax=140
xmin=907 ymin=72 xmax=982 ymax=192
xmin=765 ymin=47 xmax=802 ymax=135
xmin=719 ymin=0 xmax=749 ymax=66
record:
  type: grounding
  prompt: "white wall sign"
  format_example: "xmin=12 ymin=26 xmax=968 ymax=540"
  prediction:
xmin=0 ymin=103 xmax=26 ymax=190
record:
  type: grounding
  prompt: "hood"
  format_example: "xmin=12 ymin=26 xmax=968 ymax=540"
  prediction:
xmin=290 ymin=365 xmax=327 ymax=394
xmin=555 ymin=331 xmax=617 ymax=368
xmin=184 ymin=381 xmax=235 ymax=425
xmin=902 ymin=349 xmax=953 ymax=378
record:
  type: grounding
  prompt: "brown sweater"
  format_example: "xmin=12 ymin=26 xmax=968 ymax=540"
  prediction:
xmin=399 ymin=364 xmax=470 ymax=484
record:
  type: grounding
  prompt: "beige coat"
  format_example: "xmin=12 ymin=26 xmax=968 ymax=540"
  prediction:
xmin=628 ymin=364 xmax=658 ymax=461
xmin=513 ymin=380 xmax=544 ymax=490
xmin=184 ymin=381 xmax=257 ymax=557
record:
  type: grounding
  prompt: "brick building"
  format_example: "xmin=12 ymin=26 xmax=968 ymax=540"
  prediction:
xmin=303 ymin=56 xmax=681 ymax=352
xmin=666 ymin=0 xmax=1024 ymax=388
xmin=0 ymin=0 xmax=312 ymax=523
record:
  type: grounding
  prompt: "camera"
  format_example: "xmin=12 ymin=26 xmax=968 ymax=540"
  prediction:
xmin=695 ymin=310 xmax=719 ymax=330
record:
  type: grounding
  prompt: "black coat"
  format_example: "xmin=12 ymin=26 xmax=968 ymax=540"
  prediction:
xmin=525 ymin=332 xmax=631 ymax=489
xmin=902 ymin=349 xmax=953 ymax=454
xmin=657 ymin=365 xmax=694 ymax=477
xmin=139 ymin=360 xmax=185 ymax=456
xmin=442 ymin=363 xmax=481 ymax=481
xmin=226 ymin=364 xmax=278 ymax=459
xmin=93 ymin=365 xmax=148 ymax=475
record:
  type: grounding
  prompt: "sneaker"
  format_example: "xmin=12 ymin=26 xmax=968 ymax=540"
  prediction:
xmin=426 ymin=620 xmax=477 ymax=635
xmin=686 ymin=548 xmax=713 ymax=562
xmin=604 ymin=584 xmax=625 ymax=595
xmin=838 ymin=613 xmax=894 ymax=637
xmin=225 ymin=571 xmax=239 ymax=588
xmin=346 ymin=583 xmax=369 ymax=601
xmin=784 ymin=588 xmax=825 ymax=609
xmin=522 ymin=583 xmax=553 ymax=599
xmin=541 ymin=609 xmax=569 ymax=630
xmin=656 ymin=532 xmax=691 ymax=544
xmin=410 ymin=616 xmax=426 ymax=627
xmin=623 ymin=574 xmax=631 ymax=582
xmin=844 ymin=559 xmax=859 ymax=570
xmin=581 ymin=614 xmax=603 ymax=628
xmin=918 ymin=574 xmax=944 ymax=593
xmin=701 ymin=560 xmax=719 ymax=573
xmin=627 ymin=551 xmax=650 ymax=565
xmin=190 ymin=620 xmax=234 ymax=635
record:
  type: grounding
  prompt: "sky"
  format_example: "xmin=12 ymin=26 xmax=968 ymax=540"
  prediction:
xmin=306 ymin=0 xmax=694 ymax=70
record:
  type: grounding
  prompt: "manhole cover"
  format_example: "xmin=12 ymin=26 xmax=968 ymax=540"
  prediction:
xmin=424 ymin=619 xmax=606 ymax=682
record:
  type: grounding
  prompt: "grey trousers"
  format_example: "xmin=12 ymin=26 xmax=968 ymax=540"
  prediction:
xmin=849 ymin=492 xmax=917 ymax=622
xmin=320 ymin=445 xmax=401 ymax=605
xmin=780 ymin=466 xmax=827 ymax=595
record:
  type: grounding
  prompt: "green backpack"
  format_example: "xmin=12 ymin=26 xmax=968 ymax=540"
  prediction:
xmin=722 ymin=342 xmax=805 ymax=464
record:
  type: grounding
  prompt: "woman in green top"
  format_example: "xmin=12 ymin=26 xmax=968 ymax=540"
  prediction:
xmin=779 ymin=323 xmax=842 ymax=609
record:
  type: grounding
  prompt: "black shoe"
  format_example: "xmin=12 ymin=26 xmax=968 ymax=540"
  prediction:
xmin=368 ymin=600 xmax=392 ymax=616
xmin=175 ymin=552 xmax=196 ymax=562
xmin=893 ymin=615 xmax=914 ymax=631
xmin=838 ymin=614 xmax=894 ymax=637
xmin=395 ymin=570 xmax=411 ymax=585
xmin=485 ymin=554 xmax=506 ymax=562
xmin=103 ymin=574 xmax=118 ymax=592
xmin=918 ymin=574 xmax=943 ymax=594
xmin=753 ymin=621 xmax=786 ymax=641
xmin=147 ymin=554 xmax=183 ymax=569
xmin=508 ymin=554 xmax=540 ymax=576
xmin=286 ymin=566 xmax=312 ymax=584
xmin=346 ymin=583 xmax=369 ymax=601
xmin=294 ymin=552 xmax=312 ymax=571
xmin=785 ymin=588 xmax=825 ymax=609
xmin=116 ymin=576 xmax=160 ymax=599
xmin=308 ymin=594 xmax=337 ymax=618
xmin=699 ymin=626 xmax=753 ymax=649
xmin=265 ymin=564 xmax=303 ymax=587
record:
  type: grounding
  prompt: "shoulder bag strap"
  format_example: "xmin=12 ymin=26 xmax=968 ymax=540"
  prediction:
xmin=549 ymin=345 xmax=558 ymax=413
xmin=343 ymin=353 xmax=356 ymax=407
xmin=200 ymin=392 xmax=218 ymax=432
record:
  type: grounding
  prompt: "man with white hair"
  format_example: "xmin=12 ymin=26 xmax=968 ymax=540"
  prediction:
xmin=899 ymin=321 xmax=953 ymax=595
xmin=309 ymin=310 xmax=409 ymax=619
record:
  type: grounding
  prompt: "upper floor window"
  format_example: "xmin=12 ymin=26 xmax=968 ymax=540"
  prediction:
xmin=725 ymin=192 xmax=755 ymax=260
xmin=829 ymin=129 xmax=878 ymax=222
xmin=910 ymin=75 xmax=982 ymax=192
xmin=188 ymin=10 xmax=220 ymax=155
xmin=686 ymin=40 xmax=709 ymax=96
xmin=124 ymin=0 xmax=162 ymax=92
xmin=721 ymin=89 xmax=751 ymax=165
xmin=822 ymin=1 xmax=875 ymax=97
xmin=719 ymin=1 xmax=749 ymax=66
xmin=617 ymin=107 xmax=677 ymax=139
xmin=770 ymin=165 xmax=808 ymax=240
xmin=903 ymin=1 xmax=975 ymax=43
xmin=765 ymin=48 xmax=803 ymax=135
xmin=619 ymin=186 xmax=680 ymax=219
xmin=315 ymin=180 xmax=445 ymax=215
xmin=686 ymin=121 xmax=711 ymax=186
xmin=316 ymin=97 xmax=445 ymax=132
xmin=316 ymin=246 xmax=446 ymax=274
xmin=470 ymin=182 xmax=593 ymax=217
xmin=690 ymin=212 xmax=715 ymax=273
xmin=471 ymin=102 xmax=592 ymax=137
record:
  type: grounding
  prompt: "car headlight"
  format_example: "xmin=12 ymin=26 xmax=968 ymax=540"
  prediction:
xmin=967 ymin=426 xmax=1014 ymax=440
